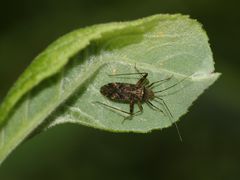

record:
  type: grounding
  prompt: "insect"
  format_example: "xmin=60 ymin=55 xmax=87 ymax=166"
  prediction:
xmin=96 ymin=66 xmax=191 ymax=140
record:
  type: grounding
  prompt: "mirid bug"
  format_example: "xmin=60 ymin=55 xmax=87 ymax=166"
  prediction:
xmin=96 ymin=66 xmax=191 ymax=140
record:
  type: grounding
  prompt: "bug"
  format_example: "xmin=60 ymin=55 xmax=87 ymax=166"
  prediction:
xmin=96 ymin=66 xmax=191 ymax=140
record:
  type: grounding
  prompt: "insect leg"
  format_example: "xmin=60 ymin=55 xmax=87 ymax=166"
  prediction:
xmin=136 ymin=73 xmax=149 ymax=87
xmin=108 ymin=72 xmax=147 ymax=77
xmin=154 ymin=97 xmax=182 ymax=141
xmin=147 ymin=75 xmax=173 ymax=89
xmin=146 ymin=101 xmax=166 ymax=116
xmin=133 ymin=64 xmax=150 ymax=86
xmin=108 ymin=72 xmax=149 ymax=87
xmin=154 ymin=97 xmax=173 ymax=118
xmin=108 ymin=64 xmax=149 ymax=86
xmin=137 ymin=100 xmax=143 ymax=112
xmin=94 ymin=101 xmax=141 ymax=118
xmin=94 ymin=101 xmax=133 ymax=115
xmin=134 ymin=64 xmax=143 ymax=76
xmin=123 ymin=97 xmax=143 ymax=121
xmin=129 ymin=97 xmax=134 ymax=115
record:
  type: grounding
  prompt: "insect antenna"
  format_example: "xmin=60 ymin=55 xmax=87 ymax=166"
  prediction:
xmin=154 ymin=74 xmax=192 ymax=94
xmin=154 ymin=96 xmax=183 ymax=141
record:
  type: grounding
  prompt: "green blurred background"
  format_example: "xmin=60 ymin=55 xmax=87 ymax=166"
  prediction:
xmin=0 ymin=0 xmax=239 ymax=179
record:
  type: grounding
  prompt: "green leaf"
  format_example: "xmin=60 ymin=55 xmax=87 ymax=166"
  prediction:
xmin=0 ymin=14 xmax=220 ymax=164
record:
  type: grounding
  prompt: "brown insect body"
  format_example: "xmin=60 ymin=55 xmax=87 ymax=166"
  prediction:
xmin=97 ymin=69 xmax=190 ymax=141
xmin=99 ymin=72 xmax=159 ymax=115
xmin=100 ymin=82 xmax=154 ymax=103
